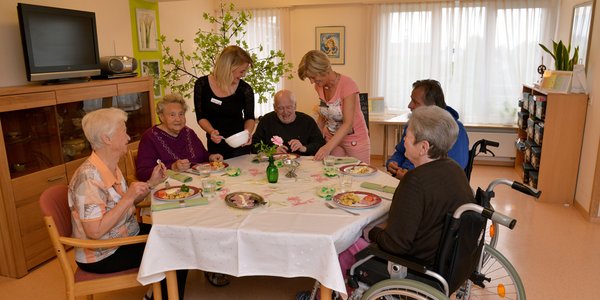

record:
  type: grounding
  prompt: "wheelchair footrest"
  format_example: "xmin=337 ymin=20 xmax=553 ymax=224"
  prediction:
xmin=469 ymin=271 xmax=491 ymax=288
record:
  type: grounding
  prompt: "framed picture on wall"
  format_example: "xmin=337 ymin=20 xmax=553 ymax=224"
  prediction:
xmin=141 ymin=59 xmax=162 ymax=98
xmin=136 ymin=8 xmax=158 ymax=51
xmin=315 ymin=26 xmax=345 ymax=65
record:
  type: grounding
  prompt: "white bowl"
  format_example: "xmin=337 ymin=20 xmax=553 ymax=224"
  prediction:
xmin=225 ymin=130 xmax=249 ymax=148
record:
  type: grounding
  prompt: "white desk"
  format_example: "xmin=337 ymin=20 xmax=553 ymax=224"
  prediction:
xmin=370 ymin=112 xmax=410 ymax=165
xmin=138 ymin=155 xmax=398 ymax=299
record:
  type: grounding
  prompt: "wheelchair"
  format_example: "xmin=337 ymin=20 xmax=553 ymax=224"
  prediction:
xmin=347 ymin=178 xmax=538 ymax=300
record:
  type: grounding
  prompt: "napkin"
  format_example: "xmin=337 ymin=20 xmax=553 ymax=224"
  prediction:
xmin=335 ymin=157 xmax=360 ymax=165
xmin=166 ymin=170 xmax=192 ymax=183
xmin=151 ymin=197 xmax=208 ymax=212
xmin=360 ymin=182 xmax=396 ymax=194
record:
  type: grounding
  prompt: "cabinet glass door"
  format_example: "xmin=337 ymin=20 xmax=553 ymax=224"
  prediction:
xmin=1 ymin=106 xmax=62 ymax=178
xmin=56 ymin=91 xmax=152 ymax=162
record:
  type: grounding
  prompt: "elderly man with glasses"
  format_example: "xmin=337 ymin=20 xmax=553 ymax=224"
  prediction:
xmin=252 ymin=89 xmax=325 ymax=155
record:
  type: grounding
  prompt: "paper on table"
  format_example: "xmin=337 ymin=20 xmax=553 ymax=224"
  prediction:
xmin=360 ymin=182 xmax=396 ymax=194
xmin=151 ymin=197 xmax=208 ymax=212
xmin=166 ymin=170 xmax=192 ymax=183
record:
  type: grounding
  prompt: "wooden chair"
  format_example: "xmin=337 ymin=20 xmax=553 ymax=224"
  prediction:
xmin=359 ymin=92 xmax=369 ymax=131
xmin=39 ymin=184 xmax=161 ymax=300
xmin=125 ymin=148 xmax=139 ymax=184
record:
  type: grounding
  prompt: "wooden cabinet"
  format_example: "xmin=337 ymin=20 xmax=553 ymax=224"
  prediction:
xmin=0 ymin=77 xmax=155 ymax=278
xmin=515 ymin=85 xmax=588 ymax=204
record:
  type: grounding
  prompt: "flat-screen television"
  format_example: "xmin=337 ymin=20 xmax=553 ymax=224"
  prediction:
xmin=17 ymin=3 xmax=101 ymax=82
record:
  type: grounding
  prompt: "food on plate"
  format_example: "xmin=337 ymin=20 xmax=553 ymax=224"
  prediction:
xmin=155 ymin=186 xmax=194 ymax=200
xmin=323 ymin=167 xmax=338 ymax=177
xmin=348 ymin=165 xmax=372 ymax=174
xmin=338 ymin=192 xmax=361 ymax=206
xmin=317 ymin=186 xmax=336 ymax=199
xmin=225 ymin=167 xmax=241 ymax=176
xmin=361 ymin=194 xmax=379 ymax=205
xmin=230 ymin=193 xmax=255 ymax=207
xmin=209 ymin=161 xmax=225 ymax=170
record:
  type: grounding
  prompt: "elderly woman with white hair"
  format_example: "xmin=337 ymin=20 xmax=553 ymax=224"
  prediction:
xmin=68 ymin=107 xmax=187 ymax=299
xmin=136 ymin=93 xmax=223 ymax=181
xmin=334 ymin=106 xmax=476 ymax=297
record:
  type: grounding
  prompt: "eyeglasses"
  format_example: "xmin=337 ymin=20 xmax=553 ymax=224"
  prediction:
xmin=275 ymin=106 xmax=295 ymax=112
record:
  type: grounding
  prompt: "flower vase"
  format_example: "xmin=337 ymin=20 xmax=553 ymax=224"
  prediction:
xmin=266 ymin=156 xmax=279 ymax=183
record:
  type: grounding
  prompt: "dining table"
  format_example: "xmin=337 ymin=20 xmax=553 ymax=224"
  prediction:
xmin=137 ymin=154 xmax=399 ymax=299
xmin=369 ymin=112 xmax=410 ymax=165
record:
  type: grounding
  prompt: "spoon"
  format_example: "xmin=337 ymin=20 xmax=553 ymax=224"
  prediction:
xmin=325 ymin=202 xmax=360 ymax=216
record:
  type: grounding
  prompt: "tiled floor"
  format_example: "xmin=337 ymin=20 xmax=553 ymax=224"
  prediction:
xmin=1 ymin=163 xmax=599 ymax=299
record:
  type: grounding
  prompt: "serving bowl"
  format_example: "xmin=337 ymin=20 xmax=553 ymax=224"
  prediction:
xmin=225 ymin=130 xmax=249 ymax=148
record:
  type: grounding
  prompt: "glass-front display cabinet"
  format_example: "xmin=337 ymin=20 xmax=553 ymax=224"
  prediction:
xmin=0 ymin=76 xmax=155 ymax=278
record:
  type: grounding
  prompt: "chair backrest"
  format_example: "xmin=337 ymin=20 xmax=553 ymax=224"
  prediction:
xmin=435 ymin=210 xmax=486 ymax=293
xmin=126 ymin=148 xmax=139 ymax=183
xmin=39 ymin=184 xmax=71 ymax=237
xmin=359 ymin=93 xmax=369 ymax=131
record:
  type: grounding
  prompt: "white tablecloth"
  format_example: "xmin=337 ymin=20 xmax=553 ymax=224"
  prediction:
xmin=137 ymin=154 xmax=399 ymax=298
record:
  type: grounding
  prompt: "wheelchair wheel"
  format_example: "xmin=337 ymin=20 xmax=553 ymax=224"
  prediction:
xmin=483 ymin=221 xmax=499 ymax=263
xmin=459 ymin=245 xmax=525 ymax=300
xmin=361 ymin=278 xmax=448 ymax=300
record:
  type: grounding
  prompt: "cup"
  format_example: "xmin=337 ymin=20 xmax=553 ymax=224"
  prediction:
xmin=324 ymin=155 xmax=335 ymax=166
xmin=340 ymin=174 xmax=353 ymax=192
xmin=199 ymin=164 xmax=211 ymax=178
xmin=202 ymin=179 xmax=217 ymax=196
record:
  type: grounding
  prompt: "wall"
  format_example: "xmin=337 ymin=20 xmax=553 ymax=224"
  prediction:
xmin=0 ymin=0 xmax=135 ymax=87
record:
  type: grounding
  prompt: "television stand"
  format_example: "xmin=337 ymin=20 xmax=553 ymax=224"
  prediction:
xmin=93 ymin=72 xmax=138 ymax=79
xmin=43 ymin=77 xmax=92 ymax=85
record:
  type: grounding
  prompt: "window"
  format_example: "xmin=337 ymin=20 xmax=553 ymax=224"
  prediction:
xmin=368 ymin=0 xmax=559 ymax=125
xmin=245 ymin=8 xmax=289 ymax=117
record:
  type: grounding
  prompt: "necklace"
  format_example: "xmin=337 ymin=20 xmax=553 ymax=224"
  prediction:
xmin=324 ymin=72 xmax=340 ymax=90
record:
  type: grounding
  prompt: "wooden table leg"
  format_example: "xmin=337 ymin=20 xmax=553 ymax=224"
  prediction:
xmin=320 ymin=285 xmax=333 ymax=300
xmin=165 ymin=270 xmax=179 ymax=299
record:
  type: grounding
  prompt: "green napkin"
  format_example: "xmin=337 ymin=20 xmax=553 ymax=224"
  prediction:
xmin=360 ymin=182 xmax=396 ymax=194
xmin=335 ymin=157 xmax=360 ymax=165
xmin=166 ymin=170 xmax=192 ymax=183
xmin=151 ymin=197 xmax=208 ymax=212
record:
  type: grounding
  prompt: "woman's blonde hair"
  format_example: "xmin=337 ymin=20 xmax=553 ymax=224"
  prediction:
xmin=298 ymin=50 xmax=331 ymax=80
xmin=156 ymin=93 xmax=188 ymax=115
xmin=407 ymin=105 xmax=458 ymax=159
xmin=213 ymin=45 xmax=253 ymax=94
xmin=82 ymin=107 xmax=128 ymax=150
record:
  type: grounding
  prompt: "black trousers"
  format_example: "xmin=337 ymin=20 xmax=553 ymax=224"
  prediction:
xmin=76 ymin=223 xmax=188 ymax=300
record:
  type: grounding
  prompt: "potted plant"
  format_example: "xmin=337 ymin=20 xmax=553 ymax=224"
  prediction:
xmin=158 ymin=2 xmax=294 ymax=103
xmin=538 ymin=40 xmax=579 ymax=71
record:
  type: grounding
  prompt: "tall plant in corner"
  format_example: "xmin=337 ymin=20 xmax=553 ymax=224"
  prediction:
xmin=539 ymin=40 xmax=579 ymax=71
xmin=157 ymin=3 xmax=294 ymax=103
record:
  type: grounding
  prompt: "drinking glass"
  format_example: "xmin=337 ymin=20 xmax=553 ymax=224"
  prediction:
xmin=340 ymin=174 xmax=353 ymax=192
xmin=199 ymin=164 xmax=211 ymax=178
xmin=324 ymin=155 xmax=335 ymax=166
xmin=202 ymin=179 xmax=216 ymax=196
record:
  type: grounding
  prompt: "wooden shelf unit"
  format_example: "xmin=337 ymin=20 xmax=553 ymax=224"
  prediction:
xmin=0 ymin=77 xmax=155 ymax=278
xmin=515 ymin=85 xmax=588 ymax=204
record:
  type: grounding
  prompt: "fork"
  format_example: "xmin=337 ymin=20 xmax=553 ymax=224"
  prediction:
xmin=325 ymin=202 xmax=360 ymax=216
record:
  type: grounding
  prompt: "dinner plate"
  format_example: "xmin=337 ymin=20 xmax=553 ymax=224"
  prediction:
xmin=225 ymin=192 xmax=266 ymax=209
xmin=273 ymin=153 xmax=300 ymax=160
xmin=153 ymin=185 xmax=201 ymax=201
xmin=193 ymin=161 xmax=229 ymax=172
xmin=332 ymin=191 xmax=382 ymax=209
xmin=339 ymin=164 xmax=377 ymax=176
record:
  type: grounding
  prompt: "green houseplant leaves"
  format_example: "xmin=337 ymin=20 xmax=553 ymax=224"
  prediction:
xmin=157 ymin=3 xmax=294 ymax=103
xmin=539 ymin=40 xmax=579 ymax=71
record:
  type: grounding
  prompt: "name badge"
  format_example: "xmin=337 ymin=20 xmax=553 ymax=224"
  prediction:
xmin=211 ymin=98 xmax=222 ymax=105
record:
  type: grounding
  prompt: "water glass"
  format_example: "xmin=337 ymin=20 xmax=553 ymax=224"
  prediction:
xmin=199 ymin=164 xmax=211 ymax=178
xmin=340 ymin=174 xmax=353 ymax=192
xmin=202 ymin=179 xmax=216 ymax=196
xmin=324 ymin=155 xmax=335 ymax=166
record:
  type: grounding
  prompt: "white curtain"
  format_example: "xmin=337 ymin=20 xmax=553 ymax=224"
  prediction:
xmin=368 ymin=0 xmax=559 ymax=124
xmin=245 ymin=8 xmax=290 ymax=117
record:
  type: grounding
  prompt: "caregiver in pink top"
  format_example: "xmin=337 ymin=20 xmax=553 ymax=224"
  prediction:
xmin=298 ymin=50 xmax=370 ymax=163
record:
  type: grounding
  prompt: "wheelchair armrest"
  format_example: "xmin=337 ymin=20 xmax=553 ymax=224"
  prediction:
xmin=357 ymin=243 xmax=429 ymax=275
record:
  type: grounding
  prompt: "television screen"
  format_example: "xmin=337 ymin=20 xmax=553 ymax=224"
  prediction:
xmin=17 ymin=3 xmax=101 ymax=82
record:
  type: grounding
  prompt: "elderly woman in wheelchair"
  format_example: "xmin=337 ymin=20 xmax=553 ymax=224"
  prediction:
xmin=342 ymin=106 xmax=521 ymax=300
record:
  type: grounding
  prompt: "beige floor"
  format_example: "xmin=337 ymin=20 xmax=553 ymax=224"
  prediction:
xmin=1 ymin=163 xmax=600 ymax=299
